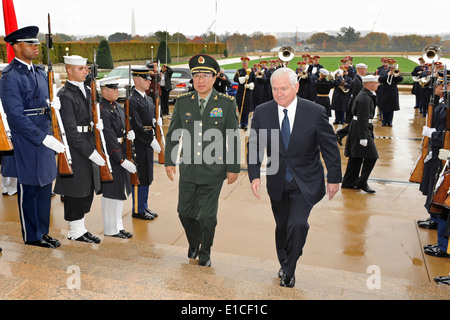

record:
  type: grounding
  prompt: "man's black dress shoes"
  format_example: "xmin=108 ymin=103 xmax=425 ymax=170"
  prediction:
xmin=198 ymin=259 xmax=211 ymax=267
xmin=72 ymin=232 xmax=101 ymax=244
xmin=424 ymin=246 xmax=450 ymax=258
xmin=42 ymin=234 xmax=61 ymax=248
xmin=188 ymin=247 xmax=199 ymax=259
xmin=341 ymin=185 xmax=357 ymax=190
xmin=358 ymin=184 xmax=376 ymax=194
xmin=132 ymin=211 xmax=154 ymax=220
xmin=25 ymin=238 xmax=56 ymax=249
xmin=107 ymin=230 xmax=133 ymax=239
xmin=280 ymin=274 xmax=295 ymax=287
xmin=278 ymin=268 xmax=285 ymax=279
xmin=145 ymin=208 xmax=158 ymax=218
xmin=417 ymin=218 xmax=438 ymax=229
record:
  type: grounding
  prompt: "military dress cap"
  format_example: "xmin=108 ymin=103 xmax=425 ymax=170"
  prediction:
xmin=189 ymin=54 xmax=220 ymax=75
xmin=64 ymin=55 xmax=88 ymax=66
xmin=131 ymin=67 xmax=152 ymax=80
xmin=240 ymin=57 xmax=250 ymax=62
xmin=356 ymin=63 xmax=368 ymax=69
xmin=362 ymin=75 xmax=379 ymax=82
xmin=98 ymin=76 xmax=120 ymax=88
xmin=319 ymin=68 xmax=329 ymax=76
xmin=436 ymin=70 xmax=450 ymax=83
xmin=4 ymin=26 xmax=40 ymax=45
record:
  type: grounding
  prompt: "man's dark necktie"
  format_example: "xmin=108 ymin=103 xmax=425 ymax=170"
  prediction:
xmin=199 ymin=99 xmax=205 ymax=115
xmin=281 ymin=109 xmax=293 ymax=181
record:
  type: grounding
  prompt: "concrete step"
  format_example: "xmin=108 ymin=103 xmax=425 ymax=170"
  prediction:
xmin=0 ymin=221 xmax=448 ymax=300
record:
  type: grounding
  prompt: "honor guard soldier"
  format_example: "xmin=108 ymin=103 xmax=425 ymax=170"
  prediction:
xmin=129 ymin=67 xmax=160 ymax=220
xmin=165 ymin=54 xmax=240 ymax=267
xmin=54 ymin=55 xmax=103 ymax=244
xmin=234 ymin=57 xmax=255 ymax=130
xmin=99 ymin=77 xmax=136 ymax=238
xmin=342 ymin=75 xmax=379 ymax=193
xmin=0 ymin=26 xmax=64 ymax=248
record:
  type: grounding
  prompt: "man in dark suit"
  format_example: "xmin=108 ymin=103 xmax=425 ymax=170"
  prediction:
xmin=160 ymin=64 xmax=173 ymax=116
xmin=247 ymin=67 xmax=342 ymax=287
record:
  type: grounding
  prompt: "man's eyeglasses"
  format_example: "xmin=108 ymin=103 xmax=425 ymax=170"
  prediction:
xmin=192 ymin=73 xmax=213 ymax=80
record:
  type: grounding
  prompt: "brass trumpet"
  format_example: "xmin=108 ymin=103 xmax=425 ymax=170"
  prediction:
xmin=387 ymin=64 xmax=400 ymax=85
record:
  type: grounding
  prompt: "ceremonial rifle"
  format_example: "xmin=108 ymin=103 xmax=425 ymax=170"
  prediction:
xmin=0 ymin=99 xmax=13 ymax=153
xmin=90 ymin=50 xmax=113 ymax=182
xmin=125 ymin=65 xmax=140 ymax=185
xmin=154 ymin=61 xmax=165 ymax=162
xmin=47 ymin=13 xmax=73 ymax=176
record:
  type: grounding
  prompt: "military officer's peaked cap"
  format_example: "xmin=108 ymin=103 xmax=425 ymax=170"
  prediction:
xmin=64 ymin=55 xmax=88 ymax=66
xmin=362 ymin=75 xmax=379 ymax=82
xmin=131 ymin=67 xmax=152 ymax=80
xmin=4 ymin=26 xmax=40 ymax=45
xmin=437 ymin=70 xmax=450 ymax=84
xmin=99 ymin=76 xmax=120 ymax=89
xmin=189 ymin=54 xmax=220 ymax=75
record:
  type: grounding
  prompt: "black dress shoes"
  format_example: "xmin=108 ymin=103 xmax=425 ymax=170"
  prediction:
xmin=278 ymin=268 xmax=285 ymax=279
xmin=417 ymin=218 xmax=438 ymax=229
xmin=25 ymin=238 xmax=56 ymax=249
xmin=341 ymin=185 xmax=357 ymax=189
xmin=107 ymin=230 xmax=133 ymax=239
xmin=188 ymin=247 xmax=199 ymax=259
xmin=71 ymin=232 xmax=101 ymax=244
xmin=132 ymin=211 xmax=154 ymax=220
xmin=424 ymin=246 xmax=450 ymax=258
xmin=119 ymin=230 xmax=133 ymax=238
xmin=42 ymin=234 xmax=61 ymax=248
xmin=198 ymin=259 xmax=211 ymax=267
xmin=280 ymin=274 xmax=295 ymax=287
xmin=145 ymin=208 xmax=158 ymax=218
xmin=358 ymin=184 xmax=376 ymax=194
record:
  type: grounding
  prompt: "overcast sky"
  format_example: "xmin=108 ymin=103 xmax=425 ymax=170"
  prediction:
xmin=1 ymin=0 xmax=448 ymax=38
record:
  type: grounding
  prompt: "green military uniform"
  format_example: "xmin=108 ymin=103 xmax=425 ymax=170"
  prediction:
xmin=165 ymin=54 xmax=240 ymax=265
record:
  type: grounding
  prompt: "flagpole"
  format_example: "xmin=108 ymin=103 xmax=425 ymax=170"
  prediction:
xmin=2 ymin=0 xmax=19 ymax=62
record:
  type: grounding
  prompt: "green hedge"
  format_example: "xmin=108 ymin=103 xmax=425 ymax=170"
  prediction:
xmin=0 ymin=42 xmax=226 ymax=64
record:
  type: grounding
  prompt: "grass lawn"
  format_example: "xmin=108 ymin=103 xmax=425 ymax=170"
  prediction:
xmin=221 ymin=56 xmax=418 ymax=74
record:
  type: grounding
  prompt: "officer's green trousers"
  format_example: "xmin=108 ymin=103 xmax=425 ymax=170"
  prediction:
xmin=177 ymin=180 xmax=223 ymax=263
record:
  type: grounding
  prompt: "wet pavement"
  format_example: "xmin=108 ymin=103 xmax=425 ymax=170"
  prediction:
xmin=1 ymin=89 xmax=449 ymax=300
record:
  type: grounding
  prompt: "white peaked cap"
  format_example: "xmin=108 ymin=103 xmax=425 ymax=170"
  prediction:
xmin=319 ymin=68 xmax=329 ymax=76
xmin=98 ymin=76 xmax=120 ymax=87
xmin=356 ymin=63 xmax=368 ymax=69
xmin=64 ymin=55 xmax=88 ymax=66
xmin=362 ymin=75 xmax=379 ymax=82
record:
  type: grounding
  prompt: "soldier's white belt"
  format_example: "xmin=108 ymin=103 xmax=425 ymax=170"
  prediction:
xmin=23 ymin=107 xmax=50 ymax=116
xmin=353 ymin=116 xmax=373 ymax=123
xmin=77 ymin=125 xmax=93 ymax=132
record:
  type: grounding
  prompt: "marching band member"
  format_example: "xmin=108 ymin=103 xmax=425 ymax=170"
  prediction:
xmin=234 ymin=57 xmax=255 ymax=130
xmin=331 ymin=65 xmax=353 ymax=123
xmin=314 ymin=68 xmax=336 ymax=118
xmin=377 ymin=58 xmax=403 ymax=127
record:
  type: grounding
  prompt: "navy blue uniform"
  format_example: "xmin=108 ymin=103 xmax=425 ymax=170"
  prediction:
xmin=0 ymin=59 xmax=56 ymax=242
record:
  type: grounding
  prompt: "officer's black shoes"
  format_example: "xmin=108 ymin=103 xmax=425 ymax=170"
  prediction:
xmin=25 ymin=239 xmax=56 ymax=249
xmin=71 ymin=231 xmax=101 ymax=244
xmin=280 ymin=274 xmax=295 ymax=288
xmin=132 ymin=211 xmax=154 ymax=220
xmin=358 ymin=184 xmax=376 ymax=194
xmin=188 ymin=247 xmax=199 ymax=259
xmin=278 ymin=268 xmax=285 ymax=279
xmin=42 ymin=234 xmax=61 ymax=248
xmin=424 ymin=243 xmax=437 ymax=250
xmin=434 ymin=275 xmax=450 ymax=285
xmin=341 ymin=184 xmax=357 ymax=190
xmin=336 ymin=133 xmax=343 ymax=146
xmin=145 ymin=208 xmax=158 ymax=218
xmin=198 ymin=259 xmax=211 ymax=267
xmin=119 ymin=230 xmax=133 ymax=238
xmin=417 ymin=218 xmax=438 ymax=229
xmin=424 ymin=246 xmax=450 ymax=258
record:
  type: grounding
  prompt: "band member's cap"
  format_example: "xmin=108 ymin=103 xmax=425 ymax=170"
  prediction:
xmin=98 ymin=76 xmax=120 ymax=89
xmin=189 ymin=54 xmax=220 ymax=75
xmin=4 ymin=26 xmax=40 ymax=45
xmin=356 ymin=63 xmax=368 ymax=69
xmin=362 ymin=75 xmax=379 ymax=82
xmin=240 ymin=57 xmax=250 ymax=62
xmin=64 ymin=55 xmax=88 ymax=66
xmin=131 ymin=67 xmax=152 ymax=80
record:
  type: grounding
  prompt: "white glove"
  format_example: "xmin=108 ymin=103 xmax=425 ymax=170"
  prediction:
xmin=120 ymin=159 xmax=137 ymax=173
xmin=151 ymin=138 xmax=161 ymax=153
xmin=127 ymin=130 xmax=135 ymax=141
xmin=238 ymin=76 xmax=246 ymax=84
xmin=88 ymin=150 xmax=106 ymax=166
xmin=439 ymin=149 xmax=450 ymax=161
xmin=422 ymin=126 xmax=436 ymax=138
xmin=359 ymin=139 xmax=368 ymax=147
xmin=157 ymin=117 xmax=163 ymax=126
xmin=48 ymin=98 xmax=61 ymax=111
xmin=248 ymin=82 xmax=254 ymax=90
xmin=42 ymin=135 xmax=65 ymax=153
xmin=95 ymin=119 xmax=104 ymax=131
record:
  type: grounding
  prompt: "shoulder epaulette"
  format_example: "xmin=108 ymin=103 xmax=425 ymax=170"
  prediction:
xmin=177 ymin=91 xmax=196 ymax=99
xmin=218 ymin=92 xmax=235 ymax=101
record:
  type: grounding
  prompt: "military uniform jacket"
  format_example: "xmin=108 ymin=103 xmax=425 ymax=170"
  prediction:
xmin=129 ymin=88 xmax=155 ymax=186
xmin=0 ymin=59 xmax=56 ymax=186
xmin=331 ymin=75 xmax=352 ymax=112
xmin=54 ymin=82 xmax=101 ymax=197
xmin=234 ymin=68 xmax=255 ymax=113
xmin=165 ymin=89 xmax=240 ymax=185
xmin=378 ymin=70 xmax=403 ymax=112
xmin=314 ymin=78 xmax=336 ymax=116
xmin=100 ymin=97 xmax=131 ymax=200
xmin=344 ymin=88 xmax=379 ymax=159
